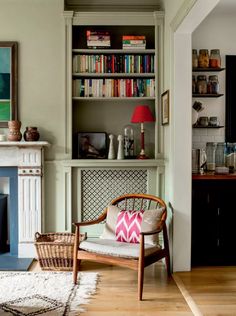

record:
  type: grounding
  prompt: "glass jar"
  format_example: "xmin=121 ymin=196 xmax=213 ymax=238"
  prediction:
xmin=192 ymin=49 xmax=198 ymax=68
xmin=225 ymin=143 xmax=235 ymax=171
xmin=215 ymin=142 xmax=226 ymax=167
xmin=124 ymin=125 xmax=134 ymax=158
xmin=192 ymin=75 xmax=196 ymax=93
xmin=207 ymin=75 xmax=219 ymax=94
xmin=197 ymin=75 xmax=207 ymax=94
xmin=198 ymin=49 xmax=209 ymax=68
xmin=206 ymin=142 xmax=217 ymax=171
xmin=209 ymin=49 xmax=221 ymax=68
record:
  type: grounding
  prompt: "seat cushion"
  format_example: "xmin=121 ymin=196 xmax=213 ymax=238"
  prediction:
xmin=79 ymin=238 xmax=161 ymax=259
xmin=100 ymin=205 xmax=165 ymax=245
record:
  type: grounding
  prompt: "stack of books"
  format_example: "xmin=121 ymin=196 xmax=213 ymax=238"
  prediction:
xmin=122 ymin=35 xmax=146 ymax=50
xmin=87 ymin=30 xmax=111 ymax=48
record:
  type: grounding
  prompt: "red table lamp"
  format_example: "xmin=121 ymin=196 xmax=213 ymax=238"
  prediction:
xmin=131 ymin=105 xmax=155 ymax=159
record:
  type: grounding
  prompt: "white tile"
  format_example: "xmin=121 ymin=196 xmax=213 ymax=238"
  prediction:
xmin=214 ymin=136 xmax=225 ymax=142
xmin=201 ymin=135 xmax=215 ymax=143
xmin=192 ymin=136 xmax=201 ymax=142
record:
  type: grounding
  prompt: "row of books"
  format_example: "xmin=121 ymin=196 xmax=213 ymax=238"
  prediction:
xmin=86 ymin=30 xmax=111 ymax=48
xmin=73 ymin=78 xmax=155 ymax=98
xmin=122 ymin=35 xmax=146 ymax=49
xmin=73 ymin=54 xmax=155 ymax=74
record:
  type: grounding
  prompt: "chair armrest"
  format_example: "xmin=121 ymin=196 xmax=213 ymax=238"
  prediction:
xmin=140 ymin=228 xmax=162 ymax=236
xmin=73 ymin=212 xmax=106 ymax=227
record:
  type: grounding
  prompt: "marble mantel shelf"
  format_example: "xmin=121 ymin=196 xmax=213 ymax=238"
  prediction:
xmin=0 ymin=141 xmax=50 ymax=147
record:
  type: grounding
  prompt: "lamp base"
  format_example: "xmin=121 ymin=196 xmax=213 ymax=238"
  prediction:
xmin=137 ymin=153 xmax=149 ymax=159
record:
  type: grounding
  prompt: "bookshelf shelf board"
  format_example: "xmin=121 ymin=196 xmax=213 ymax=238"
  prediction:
xmin=72 ymin=49 xmax=155 ymax=54
xmin=72 ymin=96 xmax=156 ymax=101
xmin=72 ymin=73 xmax=155 ymax=78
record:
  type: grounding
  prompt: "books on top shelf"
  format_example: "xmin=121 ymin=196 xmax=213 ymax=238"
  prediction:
xmin=87 ymin=30 xmax=111 ymax=48
xmin=122 ymin=35 xmax=146 ymax=50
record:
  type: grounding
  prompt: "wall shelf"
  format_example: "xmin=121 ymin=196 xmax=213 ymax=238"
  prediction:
xmin=192 ymin=67 xmax=225 ymax=72
xmin=192 ymin=93 xmax=223 ymax=98
xmin=193 ymin=125 xmax=224 ymax=129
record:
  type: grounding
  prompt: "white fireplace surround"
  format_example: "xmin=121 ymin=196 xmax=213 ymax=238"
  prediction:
xmin=0 ymin=141 xmax=49 ymax=258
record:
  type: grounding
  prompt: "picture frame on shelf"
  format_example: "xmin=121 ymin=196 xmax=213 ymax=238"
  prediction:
xmin=161 ymin=90 xmax=169 ymax=125
xmin=78 ymin=132 xmax=107 ymax=159
xmin=0 ymin=42 xmax=18 ymax=127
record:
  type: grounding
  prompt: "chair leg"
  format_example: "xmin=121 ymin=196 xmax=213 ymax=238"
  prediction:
xmin=73 ymin=226 xmax=80 ymax=284
xmin=165 ymin=253 xmax=171 ymax=276
xmin=138 ymin=235 xmax=145 ymax=300
xmin=138 ymin=261 xmax=144 ymax=301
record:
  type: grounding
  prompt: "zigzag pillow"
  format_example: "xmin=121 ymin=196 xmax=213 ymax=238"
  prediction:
xmin=100 ymin=205 xmax=164 ymax=245
xmin=115 ymin=210 xmax=144 ymax=243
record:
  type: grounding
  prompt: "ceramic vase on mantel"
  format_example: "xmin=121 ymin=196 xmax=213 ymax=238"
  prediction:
xmin=23 ymin=127 xmax=40 ymax=141
xmin=7 ymin=120 xmax=22 ymax=141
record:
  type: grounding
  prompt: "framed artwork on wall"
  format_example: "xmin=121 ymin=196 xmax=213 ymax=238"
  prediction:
xmin=0 ymin=42 xmax=18 ymax=127
xmin=77 ymin=132 xmax=107 ymax=159
xmin=161 ymin=90 xmax=169 ymax=125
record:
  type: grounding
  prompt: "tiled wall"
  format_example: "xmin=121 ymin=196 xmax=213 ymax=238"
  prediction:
xmin=192 ymin=127 xmax=225 ymax=149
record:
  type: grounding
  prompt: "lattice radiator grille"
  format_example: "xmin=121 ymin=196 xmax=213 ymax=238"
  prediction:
xmin=81 ymin=169 xmax=147 ymax=221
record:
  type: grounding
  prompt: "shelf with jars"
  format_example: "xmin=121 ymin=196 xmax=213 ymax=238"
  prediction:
xmin=192 ymin=48 xmax=224 ymax=98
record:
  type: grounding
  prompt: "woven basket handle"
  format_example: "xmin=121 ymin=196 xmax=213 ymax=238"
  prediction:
xmin=35 ymin=232 xmax=41 ymax=240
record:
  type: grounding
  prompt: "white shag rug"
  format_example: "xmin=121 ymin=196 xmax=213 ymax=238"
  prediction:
xmin=0 ymin=271 xmax=98 ymax=315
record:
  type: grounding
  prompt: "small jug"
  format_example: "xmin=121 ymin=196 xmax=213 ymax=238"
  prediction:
xmin=7 ymin=120 xmax=22 ymax=141
xmin=24 ymin=127 xmax=40 ymax=141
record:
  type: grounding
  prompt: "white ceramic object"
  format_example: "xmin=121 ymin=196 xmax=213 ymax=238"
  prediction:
xmin=192 ymin=108 xmax=198 ymax=125
xmin=108 ymin=134 xmax=116 ymax=159
xmin=117 ymin=135 xmax=124 ymax=160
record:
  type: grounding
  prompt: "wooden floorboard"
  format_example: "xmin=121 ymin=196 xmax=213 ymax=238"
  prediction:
xmin=31 ymin=260 xmax=192 ymax=315
xmin=30 ymin=261 xmax=236 ymax=315
xmin=175 ymin=266 xmax=236 ymax=316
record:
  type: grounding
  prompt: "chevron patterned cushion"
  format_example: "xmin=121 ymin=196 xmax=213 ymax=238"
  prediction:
xmin=100 ymin=205 xmax=164 ymax=245
xmin=115 ymin=210 xmax=144 ymax=243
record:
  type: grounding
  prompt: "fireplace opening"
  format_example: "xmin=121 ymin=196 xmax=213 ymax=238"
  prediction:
xmin=0 ymin=194 xmax=8 ymax=254
xmin=0 ymin=168 xmax=18 ymax=256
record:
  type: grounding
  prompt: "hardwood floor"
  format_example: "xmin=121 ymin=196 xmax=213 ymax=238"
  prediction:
xmin=30 ymin=261 xmax=236 ymax=315
xmin=31 ymin=260 xmax=192 ymax=315
xmin=174 ymin=266 xmax=236 ymax=316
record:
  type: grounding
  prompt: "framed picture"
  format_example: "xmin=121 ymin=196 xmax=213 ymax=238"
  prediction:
xmin=161 ymin=90 xmax=169 ymax=125
xmin=78 ymin=132 xmax=107 ymax=159
xmin=0 ymin=42 xmax=18 ymax=127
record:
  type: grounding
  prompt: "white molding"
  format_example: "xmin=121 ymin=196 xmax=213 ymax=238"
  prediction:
xmin=170 ymin=0 xmax=198 ymax=32
xmin=72 ymin=11 xmax=162 ymax=25
xmin=61 ymin=158 xmax=165 ymax=168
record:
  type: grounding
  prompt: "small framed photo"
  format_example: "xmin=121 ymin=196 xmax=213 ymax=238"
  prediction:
xmin=78 ymin=132 xmax=107 ymax=159
xmin=0 ymin=42 xmax=18 ymax=127
xmin=161 ymin=90 xmax=169 ymax=125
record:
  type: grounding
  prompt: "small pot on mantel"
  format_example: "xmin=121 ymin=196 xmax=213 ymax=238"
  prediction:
xmin=23 ymin=127 xmax=40 ymax=141
xmin=7 ymin=120 xmax=22 ymax=141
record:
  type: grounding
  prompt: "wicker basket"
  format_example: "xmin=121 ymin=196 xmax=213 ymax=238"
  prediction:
xmin=34 ymin=232 xmax=75 ymax=271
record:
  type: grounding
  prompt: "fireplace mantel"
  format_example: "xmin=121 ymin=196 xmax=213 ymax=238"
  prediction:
xmin=0 ymin=141 xmax=50 ymax=258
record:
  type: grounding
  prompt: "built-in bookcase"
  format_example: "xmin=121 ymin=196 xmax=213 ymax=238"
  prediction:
xmin=64 ymin=12 xmax=164 ymax=160
xmin=63 ymin=12 xmax=164 ymax=234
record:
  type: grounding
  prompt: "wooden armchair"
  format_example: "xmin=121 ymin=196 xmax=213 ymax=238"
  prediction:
xmin=73 ymin=193 xmax=170 ymax=300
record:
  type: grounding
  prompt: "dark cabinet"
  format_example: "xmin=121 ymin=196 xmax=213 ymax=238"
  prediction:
xmin=226 ymin=55 xmax=236 ymax=142
xmin=192 ymin=179 xmax=236 ymax=266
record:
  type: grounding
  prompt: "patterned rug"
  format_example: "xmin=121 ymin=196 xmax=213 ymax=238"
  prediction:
xmin=0 ymin=271 xmax=98 ymax=315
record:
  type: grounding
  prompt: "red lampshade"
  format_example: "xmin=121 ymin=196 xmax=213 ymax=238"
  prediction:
xmin=131 ymin=105 xmax=155 ymax=123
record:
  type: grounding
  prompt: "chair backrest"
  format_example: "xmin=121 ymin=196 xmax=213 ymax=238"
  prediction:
xmin=110 ymin=193 xmax=167 ymax=219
